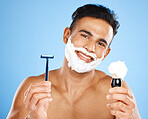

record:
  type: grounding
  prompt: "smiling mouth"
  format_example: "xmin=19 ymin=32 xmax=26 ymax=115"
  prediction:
xmin=75 ymin=50 xmax=94 ymax=63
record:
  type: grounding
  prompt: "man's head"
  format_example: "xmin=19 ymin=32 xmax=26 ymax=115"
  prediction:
xmin=70 ymin=4 xmax=119 ymax=38
xmin=63 ymin=4 xmax=120 ymax=73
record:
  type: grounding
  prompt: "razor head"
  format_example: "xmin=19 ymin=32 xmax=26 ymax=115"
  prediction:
xmin=41 ymin=55 xmax=54 ymax=59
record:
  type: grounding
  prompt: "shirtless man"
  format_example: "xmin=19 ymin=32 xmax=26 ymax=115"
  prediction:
xmin=7 ymin=4 xmax=141 ymax=119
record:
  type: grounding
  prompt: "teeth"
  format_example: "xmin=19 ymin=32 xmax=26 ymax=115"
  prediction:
xmin=79 ymin=52 xmax=91 ymax=59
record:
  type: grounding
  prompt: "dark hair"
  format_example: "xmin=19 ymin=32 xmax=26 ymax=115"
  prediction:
xmin=70 ymin=4 xmax=120 ymax=36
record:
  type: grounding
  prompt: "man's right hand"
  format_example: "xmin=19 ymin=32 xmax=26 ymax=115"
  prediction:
xmin=23 ymin=81 xmax=52 ymax=119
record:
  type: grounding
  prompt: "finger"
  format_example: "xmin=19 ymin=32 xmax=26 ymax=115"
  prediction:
xmin=44 ymin=102 xmax=49 ymax=112
xmin=107 ymin=102 xmax=133 ymax=114
xmin=24 ymin=89 xmax=29 ymax=97
xmin=27 ymin=93 xmax=51 ymax=110
xmin=36 ymin=97 xmax=53 ymax=110
xmin=24 ymin=81 xmax=51 ymax=98
xmin=24 ymin=85 xmax=51 ymax=107
xmin=106 ymin=93 xmax=135 ymax=108
xmin=109 ymin=87 xmax=133 ymax=99
xmin=31 ymin=81 xmax=51 ymax=87
xmin=111 ymin=110 xmax=132 ymax=119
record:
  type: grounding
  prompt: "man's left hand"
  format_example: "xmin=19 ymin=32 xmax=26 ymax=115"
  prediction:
xmin=106 ymin=87 xmax=135 ymax=119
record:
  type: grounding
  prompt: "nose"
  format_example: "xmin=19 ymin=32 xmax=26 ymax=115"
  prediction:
xmin=83 ymin=41 xmax=95 ymax=53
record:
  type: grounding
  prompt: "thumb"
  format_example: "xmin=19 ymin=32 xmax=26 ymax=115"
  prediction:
xmin=44 ymin=102 xmax=49 ymax=112
xmin=43 ymin=98 xmax=53 ymax=112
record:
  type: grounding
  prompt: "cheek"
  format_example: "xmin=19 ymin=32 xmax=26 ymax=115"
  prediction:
xmin=71 ymin=36 xmax=87 ymax=47
xmin=95 ymin=47 xmax=106 ymax=58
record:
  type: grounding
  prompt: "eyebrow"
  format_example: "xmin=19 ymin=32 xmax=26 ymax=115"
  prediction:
xmin=79 ymin=29 xmax=108 ymax=46
xmin=79 ymin=29 xmax=93 ymax=36
xmin=99 ymin=39 xmax=108 ymax=46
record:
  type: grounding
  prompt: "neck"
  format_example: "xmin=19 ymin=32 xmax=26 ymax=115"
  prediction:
xmin=58 ymin=57 xmax=95 ymax=93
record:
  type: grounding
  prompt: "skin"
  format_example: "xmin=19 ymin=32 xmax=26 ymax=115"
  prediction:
xmin=7 ymin=17 xmax=141 ymax=119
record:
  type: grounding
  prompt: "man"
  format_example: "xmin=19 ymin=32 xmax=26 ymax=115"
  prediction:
xmin=7 ymin=4 xmax=141 ymax=119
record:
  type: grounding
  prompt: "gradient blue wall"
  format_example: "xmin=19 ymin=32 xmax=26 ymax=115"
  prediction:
xmin=0 ymin=0 xmax=147 ymax=118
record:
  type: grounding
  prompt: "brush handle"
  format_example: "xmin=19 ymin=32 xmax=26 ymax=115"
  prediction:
xmin=111 ymin=78 xmax=121 ymax=119
xmin=111 ymin=78 xmax=122 ymax=88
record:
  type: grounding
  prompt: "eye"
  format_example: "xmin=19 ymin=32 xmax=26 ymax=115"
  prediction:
xmin=80 ymin=34 xmax=89 ymax=39
xmin=97 ymin=41 xmax=106 ymax=47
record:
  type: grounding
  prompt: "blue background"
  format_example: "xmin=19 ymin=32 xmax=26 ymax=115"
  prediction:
xmin=0 ymin=0 xmax=147 ymax=118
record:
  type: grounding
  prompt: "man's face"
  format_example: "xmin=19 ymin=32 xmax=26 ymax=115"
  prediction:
xmin=68 ymin=17 xmax=113 ymax=63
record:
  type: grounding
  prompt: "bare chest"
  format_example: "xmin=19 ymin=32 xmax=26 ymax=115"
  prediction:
xmin=47 ymin=87 xmax=114 ymax=119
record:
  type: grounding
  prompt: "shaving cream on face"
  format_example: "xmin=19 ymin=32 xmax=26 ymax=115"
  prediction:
xmin=65 ymin=37 xmax=105 ymax=73
xmin=108 ymin=61 xmax=128 ymax=79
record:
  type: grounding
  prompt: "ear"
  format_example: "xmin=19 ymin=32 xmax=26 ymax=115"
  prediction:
xmin=102 ymin=47 xmax=111 ymax=60
xmin=63 ymin=27 xmax=71 ymax=44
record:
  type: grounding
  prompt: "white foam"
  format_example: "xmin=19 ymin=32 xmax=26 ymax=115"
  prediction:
xmin=108 ymin=61 xmax=128 ymax=79
xmin=65 ymin=37 xmax=105 ymax=73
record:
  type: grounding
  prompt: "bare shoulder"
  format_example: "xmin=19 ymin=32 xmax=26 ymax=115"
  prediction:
xmin=95 ymin=70 xmax=112 ymax=86
xmin=94 ymin=70 xmax=112 ymax=93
